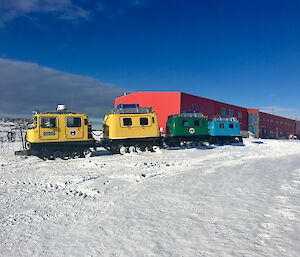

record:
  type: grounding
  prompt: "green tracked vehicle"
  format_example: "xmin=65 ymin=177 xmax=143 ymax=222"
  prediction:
xmin=165 ymin=112 xmax=209 ymax=147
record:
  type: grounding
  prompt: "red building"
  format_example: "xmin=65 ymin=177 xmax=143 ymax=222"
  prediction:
xmin=248 ymin=109 xmax=296 ymax=139
xmin=115 ymin=92 xmax=248 ymax=133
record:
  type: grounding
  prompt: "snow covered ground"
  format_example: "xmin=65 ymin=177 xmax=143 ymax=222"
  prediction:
xmin=0 ymin=139 xmax=300 ymax=257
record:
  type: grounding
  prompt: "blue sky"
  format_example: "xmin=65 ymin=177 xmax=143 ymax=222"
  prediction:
xmin=0 ymin=0 xmax=300 ymax=118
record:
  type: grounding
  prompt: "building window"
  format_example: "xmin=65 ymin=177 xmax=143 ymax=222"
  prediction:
xmin=229 ymin=109 xmax=234 ymax=117
xmin=238 ymin=111 xmax=242 ymax=119
xmin=221 ymin=107 xmax=226 ymax=117
xmin=219 ymin=123 xmax=225 ymax=129
xmin=123 ymin=118 xmax=132 ymax=126
xmin=140 ymin=117 xmax=148 ymax=126
xmin=67 ymin=117 xmax=81 ymax=127
xmin=41 ymin=117 xmax=57 ymax=128
xmin=182 ymin=121 xmax=189 ymax=127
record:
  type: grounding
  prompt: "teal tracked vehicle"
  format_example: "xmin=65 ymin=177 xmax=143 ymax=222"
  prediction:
xmin=208 ymin=117 xmax=243 ymax=144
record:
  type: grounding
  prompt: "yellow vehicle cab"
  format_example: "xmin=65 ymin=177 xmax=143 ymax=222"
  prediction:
xmin=102 ymin=104 xmax=161 ymax=154
xmin=25 ymin=105 xmax=95 ymax=159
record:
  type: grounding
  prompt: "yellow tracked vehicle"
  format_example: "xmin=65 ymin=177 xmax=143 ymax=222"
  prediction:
xmin=17 ymin=105 xmax=95 ymax=159
xmin=102 ymin=104 xmax=162 ymax=154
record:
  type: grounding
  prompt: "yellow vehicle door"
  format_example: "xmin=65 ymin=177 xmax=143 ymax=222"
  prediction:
xmin=65 ymin=117 xmax=84 ymax=140
xmin=39 ymin=116 xmax=59 ymax=140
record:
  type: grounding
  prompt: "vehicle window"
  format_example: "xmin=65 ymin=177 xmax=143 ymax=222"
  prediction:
xmin=123 ymin=118 xmax=132 ymax=126
xmin=194 ymin=120 xmax=200 ymax=126
xmin=41 ymin=117 xmax=56 ymax=128
xmin=182 ymin=121 xmax=189 ymax=127
xmin=140 ymin=117 xmax=148 ymax=126
xmin=219 ymin=123 xmax=225 ymax=129
xmin=67 ymin=117 xmax=81 ymax=127
xmin=229 ymin=123 xmax=234 ymax=129
xmin=152 ymin=117 xmax=155 ymax=123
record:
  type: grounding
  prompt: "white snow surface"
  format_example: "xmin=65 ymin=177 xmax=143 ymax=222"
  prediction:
xmin=1 ymin=139 xmax=300 ymax=257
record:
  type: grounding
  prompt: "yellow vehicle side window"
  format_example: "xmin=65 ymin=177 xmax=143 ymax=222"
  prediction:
xmin=41 ymin=117 xmax=57 ymax=128
xmin=123 ymin=118 xmax=132 ymax=126
xmin=67 ymin=117 xmax=81 ymax=127
xmin=140 ymin=117 xmax=148 ymax=126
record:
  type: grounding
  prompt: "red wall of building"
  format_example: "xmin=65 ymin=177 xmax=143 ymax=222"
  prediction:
xmin=115 ymin=92 xmax=181 ymax=133
xmin=181 ymin=93 xmax=248 ymax=131
xmin=258 ymin=112 xmax=296 ymax=138
xmin=180 ymin=93 xmax=216 ymax=117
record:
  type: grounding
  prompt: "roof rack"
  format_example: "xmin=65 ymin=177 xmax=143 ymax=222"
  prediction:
xmin=32 ymin=104 xmax=78 ymax=115
xmin=111 ymin=106 xmax=154 ymax=114
xmin=171 ymin=112 xmax=206 ymax=118
xmin=45 ymin=111 xmax=77 ymax=114
xmin=33 ymin=110 xmax=77 ymax=115
xmin=211 ymin=116 xmax=238 ymax=122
